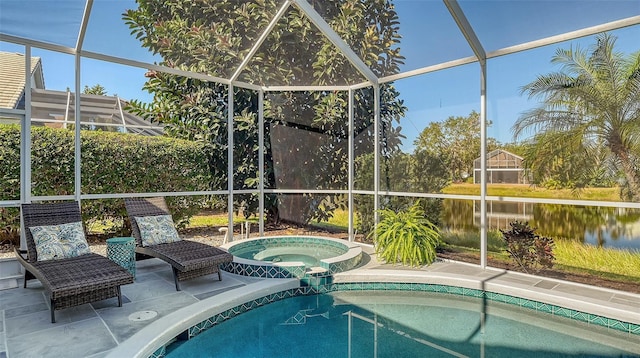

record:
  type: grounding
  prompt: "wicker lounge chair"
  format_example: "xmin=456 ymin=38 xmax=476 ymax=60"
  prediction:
xmin=124 ymin=197 xmax=234 ymax=291
xmin=16 ymin=202 xmax=134 ymax=323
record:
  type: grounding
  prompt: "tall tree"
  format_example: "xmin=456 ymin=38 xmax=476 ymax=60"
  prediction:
xmin=414 ymin=111 xmax=497 ymax=183
xmin=518 ymin=132 xmax=614 ymax=189
xmin=513 ymin=33 xmax=640 ymax=200
xmin=124 ymin=0 xmax=406 ymax=223
xmin=83 ymin=84 xmax=107 ymax=96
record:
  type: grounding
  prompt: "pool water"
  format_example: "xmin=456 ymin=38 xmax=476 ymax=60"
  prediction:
xmin=166 ymin=291 xmax=639 ymax=357
xmin=235 ymin=246 xmax=343 ymax=268
xmin=258 ymin=253 xmax=319 ymax=267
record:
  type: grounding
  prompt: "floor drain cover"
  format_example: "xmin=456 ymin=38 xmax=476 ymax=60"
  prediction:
xmin=128 ymin=310 xmax=158 ymax=322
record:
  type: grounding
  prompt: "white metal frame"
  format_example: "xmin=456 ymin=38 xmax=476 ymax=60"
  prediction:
xmin=1 ymin=0 xmax=638 ymax=258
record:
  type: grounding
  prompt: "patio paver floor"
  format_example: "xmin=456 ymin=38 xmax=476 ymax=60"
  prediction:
xmin=1 ymin=249 xmax=639 ymax=358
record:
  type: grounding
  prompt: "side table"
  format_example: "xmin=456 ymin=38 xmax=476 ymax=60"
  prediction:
xmin=106 ymin=237 xmax=136 ymax=278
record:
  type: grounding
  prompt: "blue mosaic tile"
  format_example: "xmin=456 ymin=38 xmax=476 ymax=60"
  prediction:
xmin=571 ymin=311 xmax=590 ymax=323
xmin=589 ymin=314 xmax=607 ymax=327
xmin=463 ymin=288 xmax=483 ymax=298
xmin=520 ymin=299 xmax=537 ymax=310
xmin=149 ymin=345 xmax=166 ymax=358
xmin=535 ymin=302 xmax=552 ymax=314
xmin=484 ymin=292 xmax=498 ymax=300
xmin=553 ymin=307 xmax=573 ymax=319
xmin=607 ymin=319 xmax=629 ymax=332
xmin=503 ymin=295 xmax=520 ymax=305
xmin=359 ymin=283 xmax=373 ymax=290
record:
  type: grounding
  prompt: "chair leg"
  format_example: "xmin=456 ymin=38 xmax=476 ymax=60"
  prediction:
xmin=217 ymin=269 xmax=222 ymax=281
xmin=23 ymin=270 xmax=36 ymax=288
xmin=172 ymin=267 xmax=181 ymax=291
xmin=117 ymin=286 xmax=123 ymax=307
xmin=50 ymin=299 xmax=56 ymax=323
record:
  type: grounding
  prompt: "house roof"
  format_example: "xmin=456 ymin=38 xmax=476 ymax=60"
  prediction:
xmin=0 ymin=51 xmax=162 ymax=135
xmin=486 ymin=149 xmax=523 ymax=161
xmin=0 ymin=52 xmax=44 ymax=108
xmin=30 ymin=88 xmax=164 ymax=136
xmin=474 ymin=149 xmax=524 ymax=167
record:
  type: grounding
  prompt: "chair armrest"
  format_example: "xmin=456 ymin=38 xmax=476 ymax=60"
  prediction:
xmin=13 ymin=246 xmax=28 ymax=260
xmin=14 ymin=246 xmax=29 ymax=262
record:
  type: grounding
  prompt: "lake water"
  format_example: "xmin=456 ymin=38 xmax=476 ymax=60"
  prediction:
xmin=442 ymin=199 xmax=640 ymax=251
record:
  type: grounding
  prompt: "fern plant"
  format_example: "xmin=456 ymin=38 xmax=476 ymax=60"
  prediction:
xmin=370 ymin=202 xmax=441 ymax=267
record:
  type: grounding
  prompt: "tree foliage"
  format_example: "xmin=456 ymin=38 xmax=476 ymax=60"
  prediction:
xmin=414 ymin=111 xmax=498 ymax=183
xmin=0 ymin=125 xmax=211 ymax=244
xmin=519 ymin=132 xmax=615 ymax=189
xmin=514 ymin=33 xmax=640 ymax=200
xmin=83 ymin=84 xmax=107 ymax=96
xmin=123 ymin=0 xmax=407 ymax=223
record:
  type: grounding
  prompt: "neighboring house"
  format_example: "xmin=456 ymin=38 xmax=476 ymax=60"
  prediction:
xmin=0 ymin=52 xmax=45 ymax=110
xmin=473 ymin=149 xmax=529 ymax=184
xmin=0 ymin=51 xmax=162 ymax=135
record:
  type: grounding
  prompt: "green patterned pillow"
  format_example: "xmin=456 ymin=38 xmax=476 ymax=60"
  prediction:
xmin=30 ymin=221 xmax=91 ymax=261
xmin=134 ymin=215 xmax=181 ymax=247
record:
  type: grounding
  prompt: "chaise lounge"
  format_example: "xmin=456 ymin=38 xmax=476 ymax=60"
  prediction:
xmin=125 ymin=197 xmax=234 ymax=291
xmin=16 ymin=201 xmax=134 ymax=323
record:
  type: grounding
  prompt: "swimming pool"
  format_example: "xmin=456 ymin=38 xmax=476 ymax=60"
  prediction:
xmin=166 ymin=291 xmax=639 ymax=357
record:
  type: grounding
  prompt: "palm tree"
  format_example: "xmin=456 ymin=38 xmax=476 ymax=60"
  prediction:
xmin=513 ymin=33 xmax=640 ymax=201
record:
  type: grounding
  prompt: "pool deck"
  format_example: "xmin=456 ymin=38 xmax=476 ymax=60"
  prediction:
xmin=1 ymin=246 xmax=639 ymax=358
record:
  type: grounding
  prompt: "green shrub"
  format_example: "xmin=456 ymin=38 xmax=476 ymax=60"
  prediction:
xmin=370 ymin=201 xmax=441 ymax=267
xmin=501 ymin=220 xmax=555 ymax=273
xmin=0 ymin=125 xmax=212 ymax=243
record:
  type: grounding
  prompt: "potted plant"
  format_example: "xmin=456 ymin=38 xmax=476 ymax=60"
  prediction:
xmin=370 ymin=201 xmax=441 ymax=267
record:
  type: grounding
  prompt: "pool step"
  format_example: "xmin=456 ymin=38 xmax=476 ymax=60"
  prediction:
xmin=301 ymin=266 xmax=332 ymax=288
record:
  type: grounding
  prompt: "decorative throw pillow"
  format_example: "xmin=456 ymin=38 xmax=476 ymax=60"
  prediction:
xmin=134 ymin=215 xmax=181 ymax=247
xmin=30 ymin=221 xmax=91 ymax=261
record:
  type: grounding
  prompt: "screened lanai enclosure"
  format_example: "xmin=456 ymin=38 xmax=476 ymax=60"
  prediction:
xmin=1 ymin=0 xmax=639 ymax=273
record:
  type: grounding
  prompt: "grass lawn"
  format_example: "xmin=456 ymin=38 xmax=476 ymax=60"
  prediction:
xmin=310 ymin=209 xmax=351 ymax=232
xmin=186 ymin=213 xmax=258 ymax=227
xmin=441 ymin=234 xmax=640 ymax=285
xmin=188 ymin=210 xmax=350 ymax=233
xmin=553 ymin=240 xmax=640 ymax=282
xmin=443 ymin=183 xmax=621 ymax=201
xmin=88 ymin=206 xmax=639 ymax=286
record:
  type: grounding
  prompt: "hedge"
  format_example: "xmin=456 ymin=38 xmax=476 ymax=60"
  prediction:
xmin=0 ymin=124 xmax=213 ymax=244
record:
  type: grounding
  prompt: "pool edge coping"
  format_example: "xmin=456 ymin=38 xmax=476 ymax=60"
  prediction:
xmin=108 ymin=263 xmax=640 ymax=358
xmin=107 ymin=278 xmax=300 ymax=358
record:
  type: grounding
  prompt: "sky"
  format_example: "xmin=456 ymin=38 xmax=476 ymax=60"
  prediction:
xmin=1 ymin=0 xmax=638 ymax=150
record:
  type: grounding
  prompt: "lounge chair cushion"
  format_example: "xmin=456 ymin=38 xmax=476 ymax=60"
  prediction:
xmin=30 ymin=221 xmax=91 ymax=261
xmin=135 ymin=214 xmax=181 ymax=247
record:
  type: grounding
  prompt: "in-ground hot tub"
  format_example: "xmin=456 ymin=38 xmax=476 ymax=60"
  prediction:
xmin=220 ymin=236 xmax=362 ymax=279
